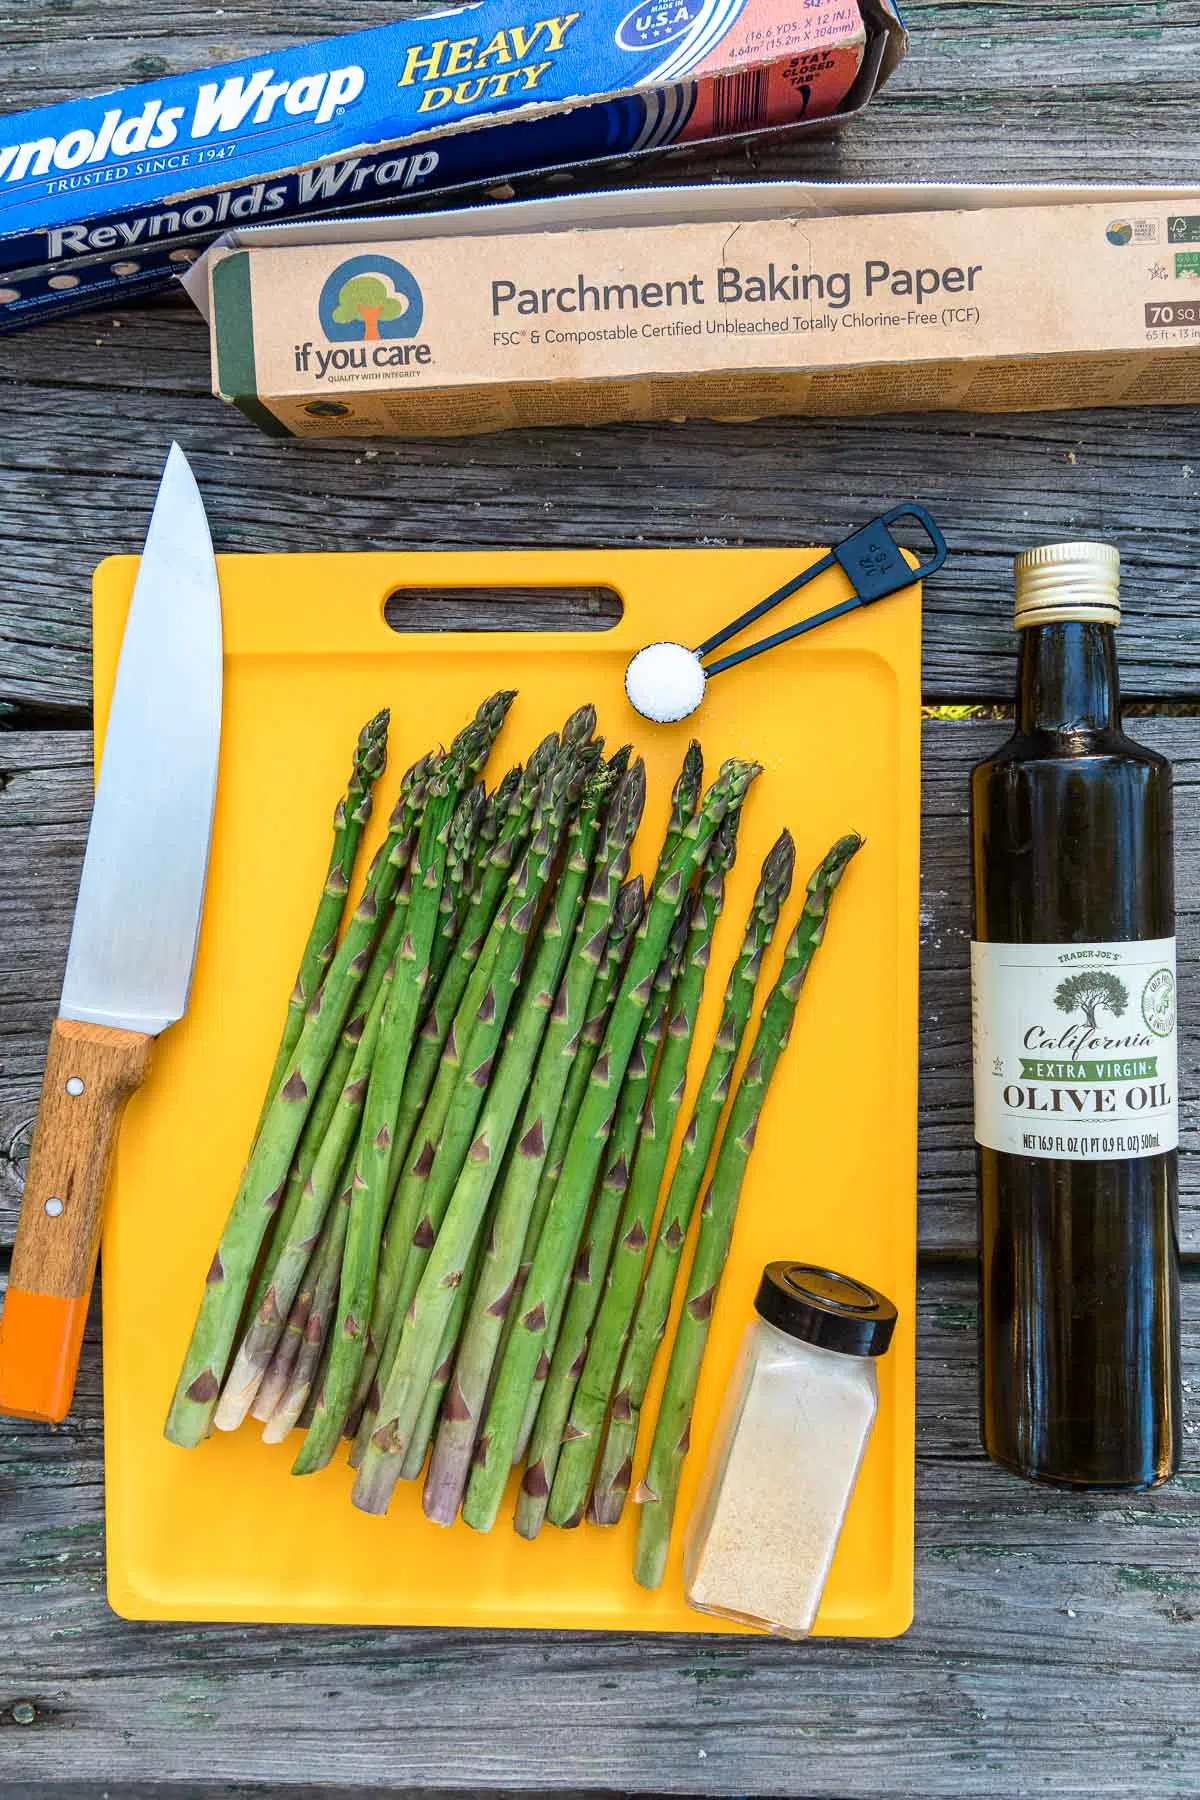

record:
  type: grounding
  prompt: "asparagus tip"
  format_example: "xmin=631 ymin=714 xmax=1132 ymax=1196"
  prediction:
xmin=561 ymin=700 xmax=599 ymax=746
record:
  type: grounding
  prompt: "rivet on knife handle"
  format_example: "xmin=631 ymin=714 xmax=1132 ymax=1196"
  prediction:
xmin=0 ymin=1021 xmax=153 ymax=1421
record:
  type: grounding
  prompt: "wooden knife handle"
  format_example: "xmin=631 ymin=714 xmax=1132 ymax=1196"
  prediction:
xmin=0 ymin=1019 xmax=152 ymax=1422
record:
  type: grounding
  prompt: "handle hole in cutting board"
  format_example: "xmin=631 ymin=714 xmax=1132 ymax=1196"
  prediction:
xmin=384 ymin=585 xmax=623 ymax=634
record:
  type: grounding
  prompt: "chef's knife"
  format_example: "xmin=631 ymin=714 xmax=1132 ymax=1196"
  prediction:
xmin=0 ymin=444 xmax=222 ymax=1422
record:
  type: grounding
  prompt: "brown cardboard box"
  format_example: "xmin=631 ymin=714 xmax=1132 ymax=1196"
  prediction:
xmin=194 ymin=183 xmax=1200 ymax=438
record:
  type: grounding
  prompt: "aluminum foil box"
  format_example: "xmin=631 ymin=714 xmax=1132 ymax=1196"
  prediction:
xmin=0 ymin=0 xmax=904 ymax=332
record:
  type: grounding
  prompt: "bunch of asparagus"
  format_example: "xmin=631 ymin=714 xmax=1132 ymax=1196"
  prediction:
xmin=165 ymin=692 xmax=860 ymax=1583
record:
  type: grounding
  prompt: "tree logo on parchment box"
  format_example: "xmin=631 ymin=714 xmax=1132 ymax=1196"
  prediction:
xmin=1053 ymin=970 xmax=1129 ymax=1031
xmin=318 ymin=255 xmax=424 ymax=343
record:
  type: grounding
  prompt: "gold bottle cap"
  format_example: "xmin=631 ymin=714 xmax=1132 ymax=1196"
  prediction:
xmin=1013 ymin=541 xmax=1121 ymax=628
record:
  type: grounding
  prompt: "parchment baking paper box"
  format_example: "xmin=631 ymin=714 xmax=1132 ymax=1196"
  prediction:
xmin=190 ymin=182 xmax=1200 ymax=437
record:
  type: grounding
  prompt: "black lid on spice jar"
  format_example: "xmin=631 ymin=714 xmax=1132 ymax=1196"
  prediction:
xmin=754 ymin=1262 xmax=897 ymax=1358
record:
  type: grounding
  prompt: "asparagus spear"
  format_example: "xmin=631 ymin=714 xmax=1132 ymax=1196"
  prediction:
xmin=164 ymin=732 xmax=451 ymax=1450
xmin=213 ymin=931 xmax=407 ymax=1429
xmin=349 ymin=934 xmax=513 ymax=1468
xmin=244 ymin=752 xmax=435 ymax=1335
xmin=296 ymin=1317 xmax=334 ymax=1433
xmin=502 ymin=741 xmax=701 ymax=1467
xmin=589 ymin=829 xmax=796 ymax=1524
xmin=503 ymin=771 xmax=727 ymax=1486
xmin=250 ymin=1257 xmax=315 ymax=1428
xmin=508 ymin=878 xmax=645 ymax=1464
xmin=342 ymin=771 xmax=538 ymax=1446
xmin=263 ymin=1174 xmax=354 ymax=1444
xmin=663 ymin=740 xmax=703 ymax=866
xmin=250 ymin=1208 xmax=320 ymax=1428
xmin=257 ymin=1168 xmax=351 ymax=1442
xmin=421 ymin=766 xmax=647 ymax=1523
xmin=398 ymin=1167 xmax=501 ymax=1484
xmin=446 ymin=773 xmax=515 ymax=958
xmin=167 ymin=698 xmax=512 ymax=1450
xmin=382 ymin=748 xmax=549 ymax=1205
xmin=461 ymin=757 xmax=761 ymax=1532
xmin=547 ymin=813 xmax=740 ymax=1526
xmin=351 ymin=747 xmax=606 ymax=1512
xmin=507 ymin=758 xmax=725 ymax=1477
xmin=257 ymin=708 xmax=390 ymax=1129
xmin=390 ymin=744 xmax=592 ymax=1314
xmin=430 ymin=782 xmax=487 ymax=989
xmin=397 ymin=1083 xmax=527 ymax=1486
xmin=397 ymin=1256 xmax=478 ymax=1485
xmin=633 ymin=832 xmax=862 ymax=1589
xmin=516 ymin=903 xmax=690 ymax=1538
xmin=219 ymin=761 xmax=437 ymax=1427
xmin=342 ymin=757 xmax=550 ymax=1438
xmin=292 ymin=719 xmax=499 ymax=1474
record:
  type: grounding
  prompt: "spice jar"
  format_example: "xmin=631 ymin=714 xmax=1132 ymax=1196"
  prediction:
xmin=683 ymin=1261 xmax=897 ymax=1638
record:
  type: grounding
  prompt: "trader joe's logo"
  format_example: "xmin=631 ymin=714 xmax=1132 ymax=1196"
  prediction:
xmin=318 ymin=255 xmax=424 ymax=341
xmin=615 ymin=0 xmax=706 ymax=51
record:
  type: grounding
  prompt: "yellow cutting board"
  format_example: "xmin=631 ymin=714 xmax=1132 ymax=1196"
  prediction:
xmin=94 ymin=547 xmax=920 ymax=1636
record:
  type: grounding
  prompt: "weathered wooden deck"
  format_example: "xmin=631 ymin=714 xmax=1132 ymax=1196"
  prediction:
xmin=2 ymin=2 xmax=1199 ymax=1793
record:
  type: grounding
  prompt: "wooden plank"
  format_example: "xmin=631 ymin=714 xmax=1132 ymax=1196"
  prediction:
xmin=0 ymin=1266 xmax=1195 ymax=1796
xmin=4 ymin=341 xmax=1200 ymax=714
xmin=3 ymin=1785 xmax=631 ymax=1800
xmin=0 ymin=1785 xmax=615 ymax=1800
xmin=3 ymin=722 xmax=1197 ymax=1255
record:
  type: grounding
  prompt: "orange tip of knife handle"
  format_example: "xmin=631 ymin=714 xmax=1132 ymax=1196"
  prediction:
xmin=0 ymin=1288 xmax=89 ymax=1422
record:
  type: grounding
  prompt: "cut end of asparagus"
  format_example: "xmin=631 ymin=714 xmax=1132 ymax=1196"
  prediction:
xmin=350 ymin=1460 xmax=400 ymax=1516
xmin=422 ymin=1482 xmax=461 ymax=1528
xmin=633 ymin=1541 xmax=669 ymax=1591
xmin=589 ymin=1488 xmax=626 ymax=1527
xmin=259 ymin=1411 xmax=297 ymax=1447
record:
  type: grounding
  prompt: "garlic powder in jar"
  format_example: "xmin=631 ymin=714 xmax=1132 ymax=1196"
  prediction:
xmin=683 ymin=1261 xmax=897 ymax=1638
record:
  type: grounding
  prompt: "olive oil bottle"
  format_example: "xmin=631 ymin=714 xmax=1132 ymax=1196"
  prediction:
xmin=970 ymin=542 xmax=1180 ymax=1490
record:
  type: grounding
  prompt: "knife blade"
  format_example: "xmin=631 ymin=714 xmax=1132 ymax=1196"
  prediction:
xmin=0 ymin=444 xmax=222 ymax=1422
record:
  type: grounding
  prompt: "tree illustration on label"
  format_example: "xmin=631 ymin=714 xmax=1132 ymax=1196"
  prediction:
xmin=1053 ymin=969 xmax=1129 ymax=1030
xmin=331 ymin=274 xmax=408 ymax=341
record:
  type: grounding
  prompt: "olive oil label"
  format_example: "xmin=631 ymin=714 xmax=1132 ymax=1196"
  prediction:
xmin=971 ymin=939 xmax=1178 ymax=1160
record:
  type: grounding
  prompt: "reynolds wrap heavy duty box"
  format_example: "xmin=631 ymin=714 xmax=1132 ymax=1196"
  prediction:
xmin=0 ymin=0 xmax=904 ymax=331
xmin=192 ymin=182 xmax=1200 ymax=436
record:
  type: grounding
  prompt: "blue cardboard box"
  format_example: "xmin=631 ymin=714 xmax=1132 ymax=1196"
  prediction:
xmin=0 ymin=0 xmax=904 ymax=330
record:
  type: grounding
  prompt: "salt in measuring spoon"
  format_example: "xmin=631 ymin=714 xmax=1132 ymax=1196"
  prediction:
xmin=625 ymin=504 xmax=948 ymax=724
